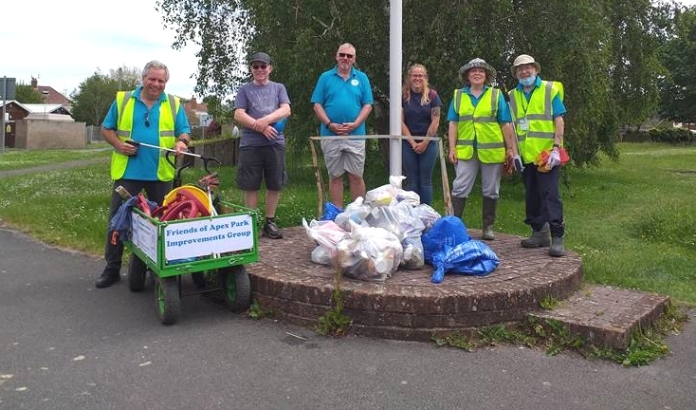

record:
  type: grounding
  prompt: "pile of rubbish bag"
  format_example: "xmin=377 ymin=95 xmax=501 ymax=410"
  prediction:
xmin=302 ymin=176 xmax=500 ymax=283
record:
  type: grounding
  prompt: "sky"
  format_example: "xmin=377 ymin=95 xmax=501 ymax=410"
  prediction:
xmin=3 ymin=0 xmax=696 ymax=101
xmin=2 ymin=0 xmax=200 ymax=99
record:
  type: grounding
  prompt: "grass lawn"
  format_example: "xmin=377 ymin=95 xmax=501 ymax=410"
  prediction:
xmin=0 ymin=142 xmax=694 ymax=304
xmin=0 ymin=144 xmax=111 ymax=171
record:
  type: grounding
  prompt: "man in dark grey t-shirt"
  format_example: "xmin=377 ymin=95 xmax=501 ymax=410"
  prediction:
xmin=234 ymin=52 xmax=292 ymax=239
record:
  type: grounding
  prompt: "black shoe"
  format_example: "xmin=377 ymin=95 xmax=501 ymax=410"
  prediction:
xmin=95 ymin=270 xmax=121 ymax=288
xmin=262 ymin=221 xmax=283 ymax=239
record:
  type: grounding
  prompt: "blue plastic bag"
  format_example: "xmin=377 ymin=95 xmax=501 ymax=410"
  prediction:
xmin=272 ymin=117 xmax=287 ymax=132
xmin=431 ymin=241 xmax=500 ymax=283
xmin=320 ymin=201 xmax=343 ymax=221
xmin=421 ymin=216 xmax=470 ymax=263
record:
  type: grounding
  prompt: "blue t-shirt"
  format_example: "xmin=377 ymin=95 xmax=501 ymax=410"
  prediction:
xmin=403 ymin=90 xmax=442 ymax=136
xmin=234 ymin=81 xmax=291 ymax=147
xmin=310 ymin=66 xmax=374 ymax=136
xmin=102 ymin=86 xmax=191 ymax=181
xmin=514 ymin=76 xmax=566 ymax=118
xmin=446 ymin=85 xmax=512 ymax=123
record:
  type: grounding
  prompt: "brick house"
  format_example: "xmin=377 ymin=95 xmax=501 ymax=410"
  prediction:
xmin=31 ymin=77 xmax=72 ymax=107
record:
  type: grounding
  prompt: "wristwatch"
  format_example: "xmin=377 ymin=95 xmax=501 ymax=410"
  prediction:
xmin=178 ymin=137 xmax=190 ymax=147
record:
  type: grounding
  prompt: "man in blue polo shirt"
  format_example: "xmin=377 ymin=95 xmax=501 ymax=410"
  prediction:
xmin=311 ymin=43 xmax=373 ymax=209
xmin=97 ymin=60 xmax=191 ymax=288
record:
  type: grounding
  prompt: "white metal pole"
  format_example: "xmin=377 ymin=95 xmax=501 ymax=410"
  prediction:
xmin=389 ymin=0 xmax=403 ymax=176
xmin=1 ymin=76 xmax=6 ymax=154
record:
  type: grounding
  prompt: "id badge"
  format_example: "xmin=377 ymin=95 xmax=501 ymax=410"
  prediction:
xmin=518 ymin=118 xmax=530 ymax=131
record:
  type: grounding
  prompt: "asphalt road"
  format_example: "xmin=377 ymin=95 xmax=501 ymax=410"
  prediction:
xmin=1 ymin=227 xmax=695 ymax=410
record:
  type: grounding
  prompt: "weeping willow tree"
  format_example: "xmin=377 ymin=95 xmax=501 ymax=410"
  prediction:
xmin=157 ymin=0 xmax=676 ymax=167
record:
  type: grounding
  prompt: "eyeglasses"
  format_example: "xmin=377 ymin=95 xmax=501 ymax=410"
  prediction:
xmin=411 ymin=74 xmax=425 ymax=78
xmin=338 ymin=53 xmax=354 ymax=59
xmin=252 ymin=64 xmax=267 ymax=70
xmin=145 ymin=113 xmax=150 ymax=128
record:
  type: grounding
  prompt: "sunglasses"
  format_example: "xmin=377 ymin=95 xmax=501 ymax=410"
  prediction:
xmin=338 ymin=53 xmax=354 ymax=59
xmin=252 ymin=64 xmax=268 ymax=70
xmin=145 ymin=113 xmax=150 ymax=128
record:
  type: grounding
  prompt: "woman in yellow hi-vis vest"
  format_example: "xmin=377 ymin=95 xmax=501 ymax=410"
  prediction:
xmin=447 ymin=58 xmax=518 ymax=240
xmin=95 ymin=60 xmax=192 ymax=289
xmin=508 ymin=54 xmax=567 ymax=257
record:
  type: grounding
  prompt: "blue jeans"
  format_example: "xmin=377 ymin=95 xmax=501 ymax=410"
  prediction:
xmin=402 ymin=140 xmax=438 ymax=205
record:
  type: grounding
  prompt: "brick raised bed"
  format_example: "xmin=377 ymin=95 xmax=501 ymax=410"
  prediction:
xmin=249 ymin=226 xmax=583 ymax=341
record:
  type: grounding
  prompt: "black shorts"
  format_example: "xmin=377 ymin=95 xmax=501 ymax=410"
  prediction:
xmin=236 ymin=144 xmax=287 ymax=191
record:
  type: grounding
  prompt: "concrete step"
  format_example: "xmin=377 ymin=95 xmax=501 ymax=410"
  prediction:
xmin=527 ymin=285 xmax=671 ymax=349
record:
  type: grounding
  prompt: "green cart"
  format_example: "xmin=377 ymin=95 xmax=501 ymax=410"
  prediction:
xmin=123 ymin=151 xmax=258 ymax=325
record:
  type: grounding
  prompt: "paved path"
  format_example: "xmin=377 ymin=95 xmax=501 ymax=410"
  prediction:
xmin=1 ymin=227 xmax=695 ymax=410
xmin=0 ymin=157 xmax=109 ymax=179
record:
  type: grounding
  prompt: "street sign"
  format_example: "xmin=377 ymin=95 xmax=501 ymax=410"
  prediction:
xmin=2 ymin=77 xmax=17 ymax=153
xmin=199 ymin=113 xmax=213 ymax=127
xmin=0 ymin=77 xmax=16 ymax=100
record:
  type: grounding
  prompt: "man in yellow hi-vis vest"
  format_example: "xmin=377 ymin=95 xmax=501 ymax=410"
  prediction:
xmin=447 ymin=58 xmax=518 ymax=241
xmin=96 ymin=60 xmax=191 ymax=288
xmin=509 ymin=54 xmax=567 ymax=257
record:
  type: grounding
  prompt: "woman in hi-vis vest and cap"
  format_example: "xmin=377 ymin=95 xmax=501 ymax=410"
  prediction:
xmin=447 ymin=58 xmax=518 ymax=241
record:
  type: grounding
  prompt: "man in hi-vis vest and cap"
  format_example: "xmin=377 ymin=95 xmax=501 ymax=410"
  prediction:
xmin=97 ymin=60 xmax=192 ymax=288
xmin=508 ymin=54 xmax=567 ymax=257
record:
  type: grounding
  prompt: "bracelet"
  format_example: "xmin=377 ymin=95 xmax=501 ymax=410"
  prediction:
xmin=553 ymin=143 xmax=560 ymax=148
xmin=325 ymin=121 xmax=331 ymax=127
xmin=177 ymin=138 xmax=189 ymax=146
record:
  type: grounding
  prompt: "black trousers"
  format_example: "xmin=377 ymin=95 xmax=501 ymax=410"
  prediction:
xmin=103 ymin=179 xmax=172 ymax=272
xmin=522 ymin=164 xmax=565 ymax=237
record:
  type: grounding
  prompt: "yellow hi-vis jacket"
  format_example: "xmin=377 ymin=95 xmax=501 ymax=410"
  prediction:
xmin=111 ymin=91 xmax=180 ymax=181
xmin=453 ymin=87 xmax=505 ymax=164
xmin=508 ymin=80 xmax=564 ymax=164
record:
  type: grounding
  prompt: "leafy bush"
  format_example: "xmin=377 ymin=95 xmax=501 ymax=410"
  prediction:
xmin=648 ymin=128 xmax=696 ymax=144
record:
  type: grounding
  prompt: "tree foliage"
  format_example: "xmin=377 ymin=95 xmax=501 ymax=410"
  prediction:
xmin=15 ymin=83 xmax=43 ymax=104
xmin=70 ymin=68 xmax=140 ymax=126
xmin=157 ymin=0 xmax=683 ymax=166
xmin=660 ymin=5 xmax=696 ymax=123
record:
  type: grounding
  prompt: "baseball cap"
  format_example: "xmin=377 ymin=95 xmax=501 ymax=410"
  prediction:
xmin=250 ymin=52 xmax=271 ymax=64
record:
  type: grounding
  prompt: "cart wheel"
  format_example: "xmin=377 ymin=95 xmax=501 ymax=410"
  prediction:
xmin=128 ymin=255 xmax=148 ymax=292
xmin=155 ymin=277 xmax=180 ymax=325
xmin=218 ymin=266 xmax=251 ymax=313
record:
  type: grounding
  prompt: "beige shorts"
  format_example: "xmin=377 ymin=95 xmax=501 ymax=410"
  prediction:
xmin=321 ymin=139 xmax=366 ymax=178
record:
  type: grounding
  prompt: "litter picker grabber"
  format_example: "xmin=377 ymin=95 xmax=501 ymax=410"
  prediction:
xmin=500 ymin=85 xmax=525 ymax=173
xmin=125 ymin=139 xmax=202 ymax=159
xmin=125 ymin=139 xmax=221 ymax=187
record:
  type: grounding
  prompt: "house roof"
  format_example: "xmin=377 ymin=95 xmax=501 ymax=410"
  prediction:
xmin=22 ymin=103 xmax=70 ymax=114
xmin=0 ymin=101 xmax=72 ymax=115
xmin=36 ymin=85 xmax=72 ymax=105
xmin=0 ymin=100 xmax=31 ymax=112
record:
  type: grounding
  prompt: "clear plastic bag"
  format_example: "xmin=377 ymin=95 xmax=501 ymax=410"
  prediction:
xmin=334 ymin=197 xmax=372 ymax=231
xmin=334 ymin=222 xmax=403 ymax=282
xmin=302 ymin=218 xmax=348 ymax=248
xmin=416 ymin=203 xmax=441 ymax=231
xmin=401 ymin=235 xmax=425 ymax=270
xmin=310 ymin=244 xmax=334 ymax=266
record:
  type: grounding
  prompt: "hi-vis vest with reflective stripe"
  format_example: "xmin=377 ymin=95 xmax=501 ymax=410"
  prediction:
xmin=111 ymin=91 xmax=180 ymax=181
xmin=508 ymin=81 xmax=564 ymax=164
xmin=453 ymin=87 xmax=505 ymax=164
